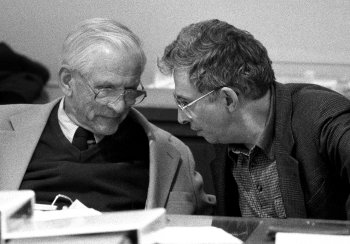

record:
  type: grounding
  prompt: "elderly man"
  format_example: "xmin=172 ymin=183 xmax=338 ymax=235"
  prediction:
xmin=0 ymin=18 xmax=215 ymax=214
xmin=158 ymin=19 xmax=350 ymax=219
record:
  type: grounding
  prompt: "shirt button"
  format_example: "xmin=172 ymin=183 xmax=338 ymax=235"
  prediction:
xmin=257 ymin=184 xmax=263 ymax=192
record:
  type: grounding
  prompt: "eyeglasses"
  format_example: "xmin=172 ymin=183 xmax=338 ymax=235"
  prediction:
xmin=76 ymin=71 xmax=147 ymax=106
xmin=173 ymin=88 xmax=220 ymax=119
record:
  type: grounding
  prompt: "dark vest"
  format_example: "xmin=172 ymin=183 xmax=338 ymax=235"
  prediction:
xmin=20 ymin=103 xmax=150 ymax=212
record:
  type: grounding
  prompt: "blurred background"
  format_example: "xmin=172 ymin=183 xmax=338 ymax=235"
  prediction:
xmin=0 ymin=0 xmax=349 ymax=91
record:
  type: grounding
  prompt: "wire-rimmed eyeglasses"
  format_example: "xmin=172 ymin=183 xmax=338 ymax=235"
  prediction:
xmin=173 ymin=87 xmax=223 ymax=119
xmin=75 ymin=71 xmax=147 ymax=106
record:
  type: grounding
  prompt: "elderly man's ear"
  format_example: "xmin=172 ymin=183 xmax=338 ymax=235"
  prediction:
xmin=58 ymin=66 xmax=73 ymax=96
xmin=219 ymin=87 xmax=239 ymax=112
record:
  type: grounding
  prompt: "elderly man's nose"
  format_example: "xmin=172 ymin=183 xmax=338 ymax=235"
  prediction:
xmin=107 ymin=99 xmax=127 ymax=112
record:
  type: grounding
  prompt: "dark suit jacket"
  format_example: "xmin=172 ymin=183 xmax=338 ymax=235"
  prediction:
xmin=211 ymin=82 xmax=350 ymax=220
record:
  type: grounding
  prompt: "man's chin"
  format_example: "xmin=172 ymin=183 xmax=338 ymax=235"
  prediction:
xmin=202 ymin=135 xmax=218 ymax=144
xmin=205 ymin=139 xmax=217 ymax=144
xmin=93 ymin=119 xmax=120 ymax=135
xmin=96 ymin=125 xmax=119 ymax=136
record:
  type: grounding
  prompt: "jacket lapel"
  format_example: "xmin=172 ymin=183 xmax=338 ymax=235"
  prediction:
xmin=129 ymin=109 xmax=180 ymax=209
xmin=275 ymin=154 xmax=307 ymax=217
xmin=274 ymin=83 xmax=307 ymax=218
xmin=146 ymin=140 xmax=180 ymax=208
xmin=0 ymin=99 xmax=59 ymax=190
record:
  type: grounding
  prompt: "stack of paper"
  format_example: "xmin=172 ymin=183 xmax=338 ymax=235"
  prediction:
xmin=4 ymin=208 xmax=166 ymax=244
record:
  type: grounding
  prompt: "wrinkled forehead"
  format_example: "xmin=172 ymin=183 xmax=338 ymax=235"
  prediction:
xmin=113 ymin=49 xmax=144 ymax=77
xmin=86 ymin=45 xmax=143 ymax=77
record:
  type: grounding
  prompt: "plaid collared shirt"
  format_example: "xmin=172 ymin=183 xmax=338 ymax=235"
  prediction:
xmin=228 ymin=89 xmax=286 ymax=218
xmin=228 ymin=145 xmax=286 ymax=218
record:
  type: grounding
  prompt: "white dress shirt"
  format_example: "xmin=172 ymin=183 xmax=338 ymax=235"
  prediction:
xmin=57 ymin=98 xmax=103 ymax=143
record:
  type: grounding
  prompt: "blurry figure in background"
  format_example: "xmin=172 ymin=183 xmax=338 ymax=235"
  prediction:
xmin=0 ymin=17 xmax=215 ymax=214
xmin=158 ymin=19 xmax=350 ymax=219
xmin=0 ymin=42 xmax=50 ymax=104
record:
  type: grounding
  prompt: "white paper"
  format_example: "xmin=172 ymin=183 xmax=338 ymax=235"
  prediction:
xmin=144 ymin=226 xmax=243 ymax=244
xmin=5 ymin=208 xmax=166 ymax=240
xmin=276 ymin=232 xmax=350 ymax=244
xmin=33 ymin=200 xmax=101 ymax=221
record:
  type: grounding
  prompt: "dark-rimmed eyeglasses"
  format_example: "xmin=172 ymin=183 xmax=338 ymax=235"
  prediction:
xmin=75 ymin=71 xmax=147 ymax=106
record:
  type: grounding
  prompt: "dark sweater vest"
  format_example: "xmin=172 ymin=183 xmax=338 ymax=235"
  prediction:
xmin=20 ymin=103 xmax=150 ymax=212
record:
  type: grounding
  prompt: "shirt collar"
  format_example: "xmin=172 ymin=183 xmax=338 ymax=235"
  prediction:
xmin=57 ymin=98 xmax=103 ymax=143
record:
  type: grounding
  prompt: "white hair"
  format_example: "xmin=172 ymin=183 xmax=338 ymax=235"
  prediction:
xmin=61 ymin=17 xmax=146 ymax=76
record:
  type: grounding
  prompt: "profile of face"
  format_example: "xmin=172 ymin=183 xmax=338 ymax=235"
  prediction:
xmin=61 ymin=45 xmax=143 ymax=136
xmin=173 ymin=69 xmax=235 ymax=144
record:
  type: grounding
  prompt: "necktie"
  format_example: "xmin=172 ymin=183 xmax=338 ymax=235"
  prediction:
xmin=72 ymin=127 xmax=95 ymax=150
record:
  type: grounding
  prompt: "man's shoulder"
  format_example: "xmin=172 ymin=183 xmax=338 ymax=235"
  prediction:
xmin=275 ymin=82 xmax=350 ymax=137
xmin=0 ymin=100 xmax=59 ymax=125
xmin=279 ymin=82 xmax=346 ymax=98
xmin=0 ymin=103 xmax=36 ymax=116
xmin=276 ymin=82 xmax=350 ymax=110
xmin=0 ymin=101 xmax=57 ymax=115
